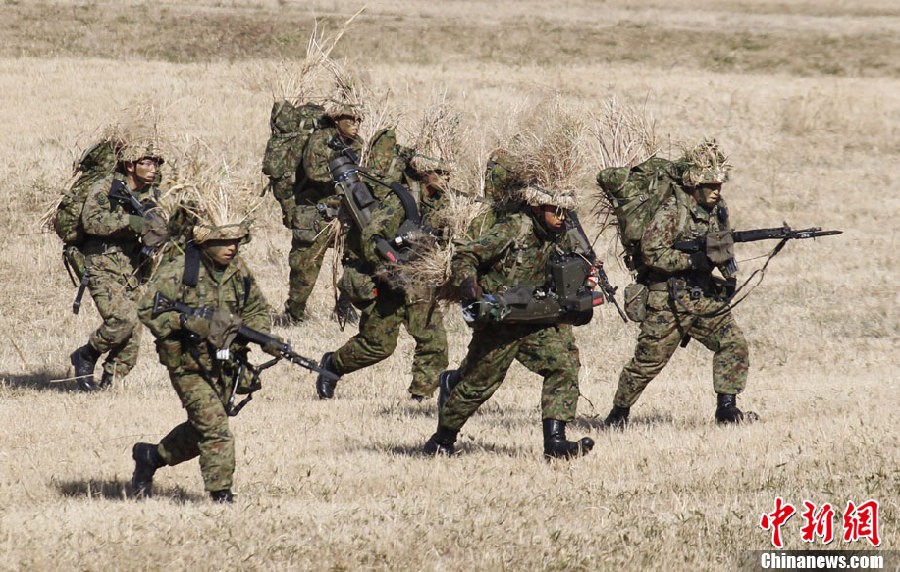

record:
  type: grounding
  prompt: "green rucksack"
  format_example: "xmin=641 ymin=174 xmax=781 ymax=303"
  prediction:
xmin=261 ymin=100 xmax=327 ymax=180
xmin=595 ymin=157 xmax=682 ymax=270
xmin=54 ymin=139 xmax=119 ymax=246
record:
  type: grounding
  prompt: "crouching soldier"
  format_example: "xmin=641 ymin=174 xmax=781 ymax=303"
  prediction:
xmin=131 ymin=217 xmax=274 ymax=503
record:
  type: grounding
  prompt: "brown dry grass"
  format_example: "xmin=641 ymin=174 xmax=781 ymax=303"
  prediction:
xmin=0 ymin=1 xmax=898 ymax=571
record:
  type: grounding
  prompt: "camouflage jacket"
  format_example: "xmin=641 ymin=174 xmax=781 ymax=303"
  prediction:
xmin=137 ymin=250 xmax=271 ymax=376
xmin=642 ymin=193 xmax=734 ymax=279
xmin=451 ymin=209 xmax=579 ymax=295
xmin=81 ymin=171 xmax=157 ymax=254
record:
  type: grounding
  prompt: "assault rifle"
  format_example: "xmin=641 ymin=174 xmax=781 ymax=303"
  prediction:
xmin=672 ymin=224 xmax=842 ymax=254
xmin=108 ymin=180 xmax=159 ymax=257
xmin=151 ymin=292 xmax=339 ymax=383
xmin=566 ymin=211 xmax=628 ymax=322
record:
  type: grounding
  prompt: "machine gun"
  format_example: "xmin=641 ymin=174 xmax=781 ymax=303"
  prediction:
xmin=151 ymin=292 xmax=339 ymax=414
xmin=462 ymin=254 xmax=604 ymax=327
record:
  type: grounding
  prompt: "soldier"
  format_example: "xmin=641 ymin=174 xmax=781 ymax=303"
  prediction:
xmin=276 ymin=102 xmax=363 ymax=323
xmin=313 ymin=135 xmax=449 ymax=401
xmin=423 ymin=185 xmax=595 ymax=460
xmin=604 ymin=140 xmax=752 ymax=428
xmin=68 ymin=141 xmax=169 ymax=391
xmin=131 ymin=213 xmax=274 ymax=503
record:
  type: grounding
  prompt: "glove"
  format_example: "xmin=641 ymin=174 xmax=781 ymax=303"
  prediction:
xmin=141 ymin=208 xmax=170 ymax=249
xmin=128 ymin=215 xmax=145 ymax=234
xmin=207 ymin=307 xmax=243 ymax=349
xmin=261 ymin=338 xmax=286 ymax=357
xmin=459 ymin=276 xmax=484 ymax=301
xmin=688 ymin=251 xmax=713 ymax=272
xmin=181 ymin=313 xmax=211 ymax=338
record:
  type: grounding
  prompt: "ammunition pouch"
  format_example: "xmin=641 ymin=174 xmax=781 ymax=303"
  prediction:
xmin=62 ymin=245 xmax=87 ymax=284
xmin=623 ymin=283 xmax=649 ymax=322
xmin=291 ymin=204 xmax=324 ymax=244
xmin=338 ymin=263 xmax=378 ymax=307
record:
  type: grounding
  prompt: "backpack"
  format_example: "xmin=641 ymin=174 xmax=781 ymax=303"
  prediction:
xmin=53 ymin=139 xmax=119 ymax=246
xmin=261 ymin=100 xmax=326 ymax=180
xmin=595 ymin=157 xmax=682 ymax=271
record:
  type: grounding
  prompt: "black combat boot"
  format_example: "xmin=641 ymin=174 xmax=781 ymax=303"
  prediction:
xmin=210 ymin=489 xmax=234 ymax=503
xmin=70 ymin=344 xmax=101 ymax=392
xmin=604 ymin=405 xmax=630 ymax=429
xmin=714 ymin=393 xmax=744 ymax=424
xmin=437 ymin=370 xmax=461 ymax=410
xmin=131 ymin=442 xmax=165 ymax=498
xmin=543 ymin=419 xmax=594 ymax=460
xmin=315 ymin=352 xmax=341 ymax=399
xmin=99 ymin=371 xmax=114 ymax=390
xmin=423 ymin=426 xmax=459 ymax=456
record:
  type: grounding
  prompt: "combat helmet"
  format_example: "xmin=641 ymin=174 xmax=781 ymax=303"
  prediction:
xmin=519 ymin=184 xmax=577 ymax=210
xmin=680 ymin=139 xmax=731 ymax=187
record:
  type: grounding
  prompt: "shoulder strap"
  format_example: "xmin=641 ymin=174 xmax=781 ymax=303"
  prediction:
xmin=182 ymin=242 xmax=201 ymax=287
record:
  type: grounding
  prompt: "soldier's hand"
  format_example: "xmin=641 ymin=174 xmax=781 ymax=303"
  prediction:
xmin=688 ymin=251 xmax=713 ymax=272
xmin=181 ymin=314 xmax=211 ymax=338
xmin=460 ymin=276 xmax=484 ymax=301
xmin=261 ymin=339 xmax=285 ymax=357
xmin=141 ymin=208 xmax=170 ymax=249
xmin=208 ymin=308 xmax=242 ymax=349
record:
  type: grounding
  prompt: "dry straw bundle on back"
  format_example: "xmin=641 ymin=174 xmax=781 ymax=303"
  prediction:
xmin=266 ymin=8 xmax=366 ymax=105
xmin=588 ymin=96 xmax=659 ymax=226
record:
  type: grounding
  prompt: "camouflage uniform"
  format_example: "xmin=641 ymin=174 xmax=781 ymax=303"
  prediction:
xmin=272 ymin=126 xmax=362 ymax=320
xmin=135 ymin=247 xmax=271 ymax=494
xmin=613 ymin=193 xmax=750 ymax=409
xmin=329 ymin=178 xmax=450 ymax=398
xmin=440 ymin=209 xmax=582 ymax=429
xmin=77 ymin=171 xmax=156 ymax=381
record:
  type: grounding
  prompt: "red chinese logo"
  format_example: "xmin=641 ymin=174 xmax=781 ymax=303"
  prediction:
xmin=842 ymin=500 xmax=881 ymax=547
xmin=761 ymin=498 xmax=880 ymax=547
xmin=799 ymin=501 xmax=835 ymax=544
xmin=760 ymin=496 xmax=796 ymax=548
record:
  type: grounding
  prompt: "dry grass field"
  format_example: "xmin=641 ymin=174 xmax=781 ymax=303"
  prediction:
xmin=0 ymin=1 xmax=898 ymax=570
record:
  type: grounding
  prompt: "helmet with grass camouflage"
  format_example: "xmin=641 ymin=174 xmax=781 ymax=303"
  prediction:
xmin=324 ymin=100 xmax=362 ymax=120
xmin=519 ymin=184 xmax=577 ymax=210
xmin=118 ymin=139 xmax=166 ymax=165
xmin=193 ymin=222 xmax=251 ymax=244
xmin=681 ymin=139 xmax=730 ymax=187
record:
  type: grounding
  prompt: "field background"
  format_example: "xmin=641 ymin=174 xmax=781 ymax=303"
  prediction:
xmin=0 ymin=1 xmax=897 ymax=570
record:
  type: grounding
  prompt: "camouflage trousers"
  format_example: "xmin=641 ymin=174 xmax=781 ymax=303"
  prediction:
xmin=332 ymin=289 xmax=448 ymax=397
xmin=157 ymin=370 xmax=235 ymax=493
xmin=84 ymin=251 xmax=142 ymax=380
xmin=440 ymin=324 xmax=581 ymax=430
xmin=286 ymin=229 xmax=333 ymax=321
xmin=614 ymin=290 xmax=749 ymax=408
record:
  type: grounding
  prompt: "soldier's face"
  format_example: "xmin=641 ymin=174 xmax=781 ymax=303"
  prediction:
xmin=335 ymin=116 xmax=361 ymax=140
xmin=126 ymin=157 xmax=160 ymax=187
xmin=694 ymin=183 xmax=723 ymax=209
xmin=204 ymin=240 xmax=240 ymax=267
xmin=535 ymin=205 xmax=567 ymax=232
xmin=422 ymin=170 xmax=449 ymax=197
